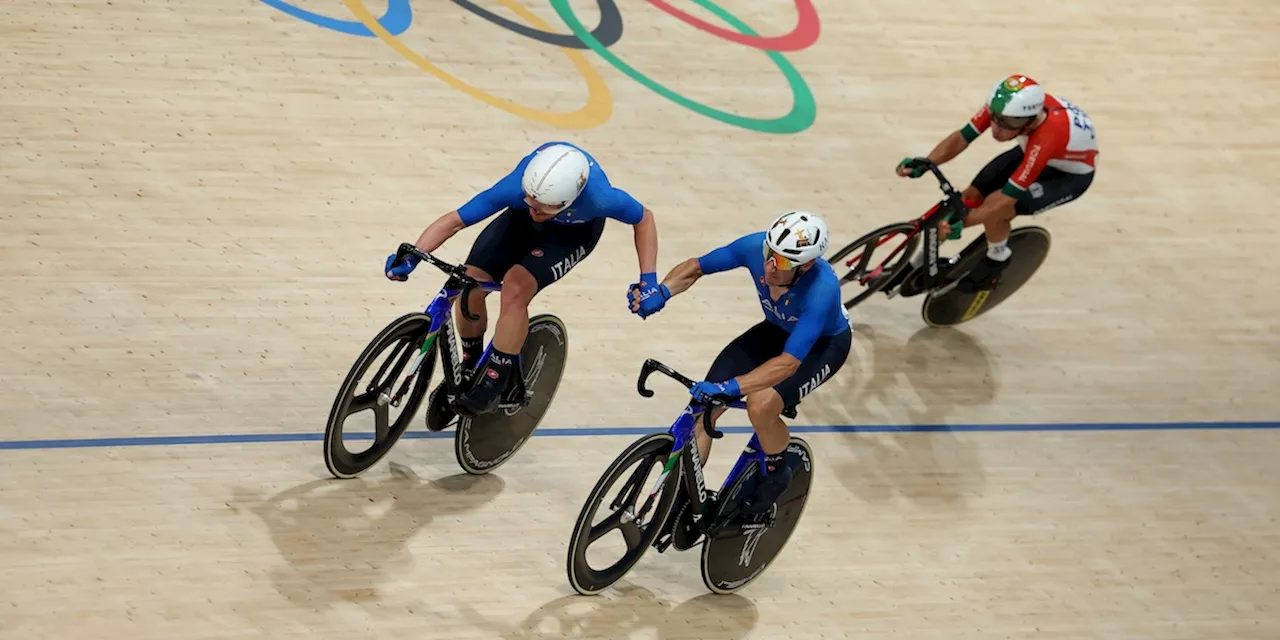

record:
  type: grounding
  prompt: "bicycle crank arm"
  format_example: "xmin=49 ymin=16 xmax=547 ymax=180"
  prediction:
xmin=706 ymin=498 xmax=746 ymax=534
xmin=652 ymin=528 xmax=676 ymax=553
xmin=495 ymin=389 xmax=534 ymax=410
xmin=932 ymin=279 xmax=962 ymax=297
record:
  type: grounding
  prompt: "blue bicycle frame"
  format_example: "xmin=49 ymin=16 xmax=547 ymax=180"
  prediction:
xmin=416 ymin=282 xmax=502 ymax=380
xmin=390 ymin=244 xmax=505 ymax=399
xmin=630 ymin=359 xmax=777 ymax=531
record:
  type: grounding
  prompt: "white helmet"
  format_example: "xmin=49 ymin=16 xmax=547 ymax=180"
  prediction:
xmin=987 ymin=74 xmax=1045 ymax=127
xmin=521 ymin=144 xmax=590 ymax=208
xmin=764 ymin=211 xmax=829 ymax=268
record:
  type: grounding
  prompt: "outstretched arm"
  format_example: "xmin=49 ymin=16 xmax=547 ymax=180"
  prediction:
xmin=659 ymin=257 xmax=703 ymax=297
xmin=414 ymin=211 xmax=466 ymax=253
xmin=632 ymin=208 xmax=658 ymax=275
xmin=415 ymin=160 xmax=526 ymax=253
xmin=898 ymin=131 xmax=970 ymax=178
xmin=900 ymin=107 xmax=985 ymax=177
xmin=728 ymin=279 xmax=831 ymax=394
xmin=630 ymin=236 xmax=745 ymax=317
xmin=731 ymin=353 xmax=802 ymax=396
xmin=667 ymin=235 xmax=749 ymax=295
xmin=926 ymin=129 xmax=971 ymax=166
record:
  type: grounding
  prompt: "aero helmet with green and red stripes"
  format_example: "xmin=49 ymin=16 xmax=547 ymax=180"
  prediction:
xmin=988 ymin=75 xmax=1045 ymax=129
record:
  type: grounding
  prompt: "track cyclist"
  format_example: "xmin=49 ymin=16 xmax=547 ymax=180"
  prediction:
xmin=889 ymin=74 xmax=1098 ymax=294
xmin=384 ymin=142 xmax=660 ymax=416
xmin=631 ymin=211 xmax=852 ymax=519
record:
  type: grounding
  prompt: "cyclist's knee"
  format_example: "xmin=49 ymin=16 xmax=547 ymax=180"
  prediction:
xmin=961 ymin=186 xmax=984 ymax=205
xmin=746 ymin=388 xmax=784 ymax=422
xmin=989 ymin=205 xmax=1018 ymax=224
xmin=500 ymin=266 xmax=538 ymax=306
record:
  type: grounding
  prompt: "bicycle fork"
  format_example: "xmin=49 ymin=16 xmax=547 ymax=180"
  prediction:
xmin=620 ymin=448 xmax=681 ymax=527
xmin=621 ymin=413 xmax=713 ymax=530
xmin=375 ymin=331 xmax=438 ymax=409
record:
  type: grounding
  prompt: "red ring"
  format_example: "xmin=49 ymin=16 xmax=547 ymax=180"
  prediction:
xmin=644 ymin=0 xmax=819 ymax=51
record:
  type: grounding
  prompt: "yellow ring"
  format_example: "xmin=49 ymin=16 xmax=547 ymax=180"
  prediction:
xmin=342 ymin=0 xmax=612 ymax=129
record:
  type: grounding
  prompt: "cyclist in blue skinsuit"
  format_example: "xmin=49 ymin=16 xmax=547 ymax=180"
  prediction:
xmin=631 ymin=211 xmax=852 ymax=516
xmin=385 ymin=142 xmax=661 ymax=416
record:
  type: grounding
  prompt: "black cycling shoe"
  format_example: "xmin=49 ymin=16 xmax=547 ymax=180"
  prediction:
xmin=453 ymin=372 xmax=504 ymax=416
xmin=957 ymin=255 xmax=1010 ymax=293
xmin=742 ymin=464 xmax=793 ymax=515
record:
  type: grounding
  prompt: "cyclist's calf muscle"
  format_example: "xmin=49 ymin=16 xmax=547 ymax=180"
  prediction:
xmin=959 ymin=189 xmax=1018 ymax=244
xmin=477 ymin=265 xmax=536 ymax=355
xmin=746 ymin=388 xmax=790 ymax=455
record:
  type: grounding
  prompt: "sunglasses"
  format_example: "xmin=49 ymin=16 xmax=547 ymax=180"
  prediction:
xmin=992 ymin=114 xmax=1034 ymax=130
xmin=523 ymin=194 xmax=566 ymax=214
xmin=763 ymin=245 xmax=798 ymax=271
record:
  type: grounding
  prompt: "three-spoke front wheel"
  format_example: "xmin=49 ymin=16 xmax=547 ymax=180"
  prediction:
xmin=323 ymin=313 xmax=437 ymax=479
xmin=566 ymin=433 xmax=679 ymax=595
xmin=827 ymin=222 xmax=920 ymax=309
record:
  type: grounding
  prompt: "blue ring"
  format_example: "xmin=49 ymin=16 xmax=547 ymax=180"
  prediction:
xmin=257 ymin=0 xmax=412 ymax=37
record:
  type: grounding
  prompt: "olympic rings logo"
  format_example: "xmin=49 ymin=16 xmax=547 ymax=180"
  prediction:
xmin=257 ymin=0 xmax=820 ymax=134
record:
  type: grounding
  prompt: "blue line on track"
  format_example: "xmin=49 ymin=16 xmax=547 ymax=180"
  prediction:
xmin=1 ymin=421 xmax=1277 ymax=451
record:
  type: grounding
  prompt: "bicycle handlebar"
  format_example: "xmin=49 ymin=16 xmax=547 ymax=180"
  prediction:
xmin=637 ymin=358 xmax=732 ymax=440
xmin=392 ymin=242 xmax=485 ymax=321
xmin=902 ymin=157 xmax=959 ymax=196
xmin=902 ymin=158 xmax=973 ymax=226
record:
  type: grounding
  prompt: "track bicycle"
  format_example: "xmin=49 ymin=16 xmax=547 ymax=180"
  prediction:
xmin=322 ymin=243 xmax=568 ymax=478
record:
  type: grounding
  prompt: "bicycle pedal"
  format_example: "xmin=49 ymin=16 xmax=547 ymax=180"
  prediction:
xmin=652 ymin=531 xmax=674 ymax=553
xmin=741 ymin=514 xmax=776 ymax=531
xmin=497 ymin=393 xmax=531 ymax=410
xmin=932 ymin=279 xmax=962 ymax=297
xmin=738 ymin=505 xmax=778 ymax=531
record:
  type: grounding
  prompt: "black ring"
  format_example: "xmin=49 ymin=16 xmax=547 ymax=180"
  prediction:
xmin=450 ymin=0 xmax=622 ymax=49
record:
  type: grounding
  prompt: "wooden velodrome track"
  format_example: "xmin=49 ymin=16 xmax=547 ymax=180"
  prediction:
xmin=2 ymin=0 xmax=1279 ymax=637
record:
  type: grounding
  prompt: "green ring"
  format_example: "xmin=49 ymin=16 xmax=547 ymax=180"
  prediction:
xmin=549 ymin=0 xmax=816 ymax=134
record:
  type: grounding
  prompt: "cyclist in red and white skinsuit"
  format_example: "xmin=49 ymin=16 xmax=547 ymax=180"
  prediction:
xmin=893 ymin=74 xmax=1098 ymax=293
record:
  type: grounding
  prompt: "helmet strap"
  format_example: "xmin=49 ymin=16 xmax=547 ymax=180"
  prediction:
xmin=1021 ymin=111 xmax=1047 ymax=134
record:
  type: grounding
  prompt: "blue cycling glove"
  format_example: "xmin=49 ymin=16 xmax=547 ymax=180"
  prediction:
xmin=385 ymin=253 xmax=421 ymax=281
xmin=689 ymin=379 xmax=741 ymax=403
xmin=629 ymin=272 xmax=670 ymax=318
